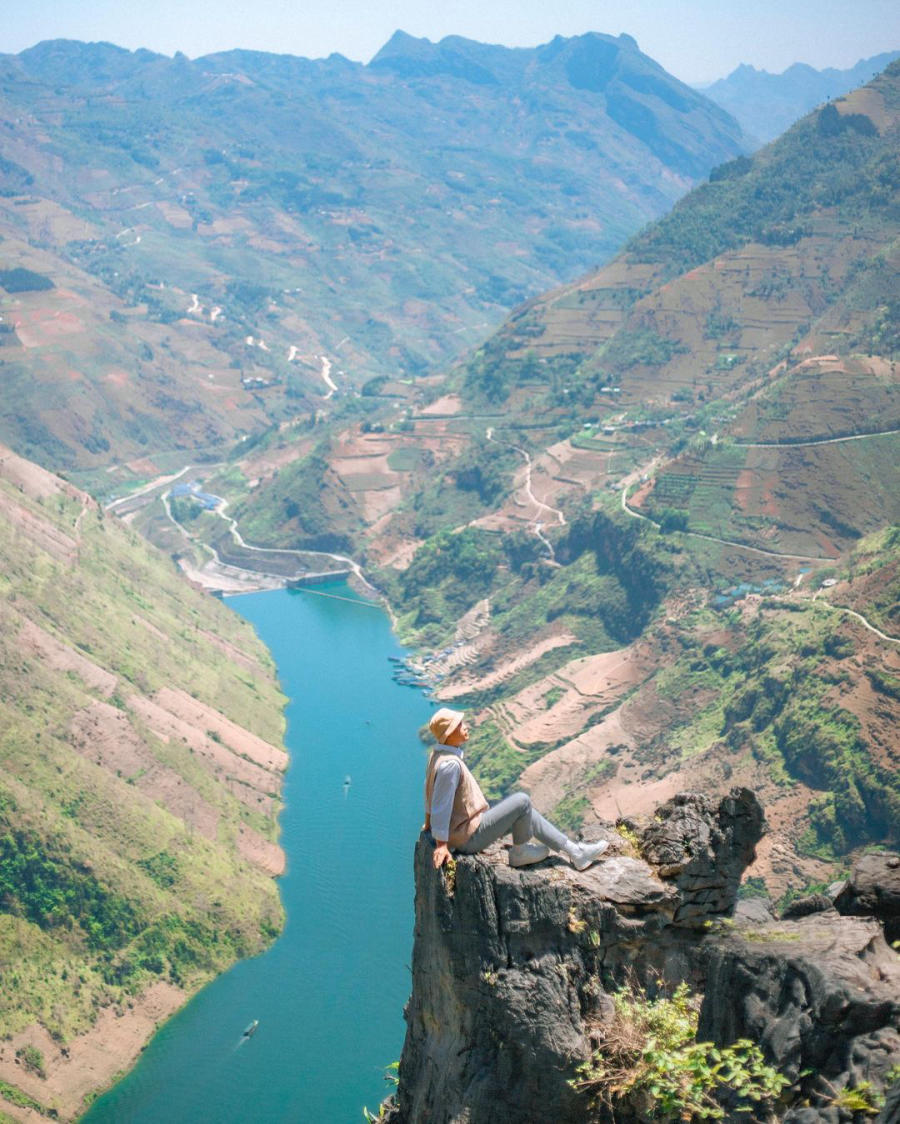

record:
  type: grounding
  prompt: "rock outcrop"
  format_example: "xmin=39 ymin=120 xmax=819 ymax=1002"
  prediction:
xmin=835 ymin=853 xmax=900 ymax=945
xmin=388 ymin=791 xmax=900 ymax=1123
xmin=700 ymin=915 xmax=900 ymax=1122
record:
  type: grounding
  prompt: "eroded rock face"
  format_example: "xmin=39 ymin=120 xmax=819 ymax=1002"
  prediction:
xmin=834 ymin=852 xmax=900 ymax=944
xmin=390 ymin=790 xmax=900 ymax=1124
xmin=699 ymin=915 xmax=900 ymax=1123
xmin=637 ymin=788 xmax=765 ymax=926
xmin=395 ymin=789 xmax=763 ymax=1123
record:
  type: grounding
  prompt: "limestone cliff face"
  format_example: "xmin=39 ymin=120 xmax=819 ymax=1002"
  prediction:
xmin=389 ymin=790 xmax=900 ymax=1124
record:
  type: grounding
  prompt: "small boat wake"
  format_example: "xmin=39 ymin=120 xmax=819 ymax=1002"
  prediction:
xmin=235 ymin=1019 xmax=259 ymax=1049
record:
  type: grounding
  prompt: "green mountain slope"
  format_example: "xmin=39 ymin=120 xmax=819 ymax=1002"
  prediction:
xmin=290 ymin=61 xmax=900 ymax=898
xmin=0 ymin=444 xmax=286 ymax=1118
xmin=0 ymin=32 xmax=746 ymax=473
xmin=449 ymin=60 xmax=900 ymax=556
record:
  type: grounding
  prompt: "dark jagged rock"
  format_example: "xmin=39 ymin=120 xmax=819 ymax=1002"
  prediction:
xmin=882 ymin=1079 xmax=900 ymax=1124
xmin=636 ymin=787 xmax=765 ymax=925
xmin=699 ymin=914 xmax=900 ymax=1122
xmin=390 ymin=790 xmax=900 ymax=1124
xmin=395 ymin=789 xmax=764 ymax=1123
xmin=781 ymin=893 xmax=836 ymax=920
xmin=835 ymin=852 xmax=900 ymax=944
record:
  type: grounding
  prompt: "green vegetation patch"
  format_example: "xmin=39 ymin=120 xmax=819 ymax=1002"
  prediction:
xmin=571 ymin=980 xmax=788 ymax=1119
xmin=465 ymin=720 xmax=543 ymax=802
xmin=0 ymin=824 xmax=142 ymax=951
xmin=600 ymin=323 xmax=689 ymax=370
xmin=552 ymin=793 xmax=590 ymax=834
xmin=660 ymin=599 xmax=900 ymax=857
xmin=0 ymin=1080 xmax=48 ymax=1117
xmin=231 ymin=445 xmax=358 ymax=553
xmin=392 ymin=528 xmax=504 ymax=633
xmin=0 ymin=267 xmax=54 ymax=293
xmin=627 ymin=83 xmax=899 ymax=275
xmin=387 ymin=447 xmax=429 ymax=472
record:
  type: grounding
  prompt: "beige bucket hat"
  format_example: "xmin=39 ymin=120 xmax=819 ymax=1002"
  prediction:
xmin=428 ymin=707 xmax=465 ymax=745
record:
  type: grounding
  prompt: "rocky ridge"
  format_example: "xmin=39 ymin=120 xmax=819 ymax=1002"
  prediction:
xmin=388 ymin=791 xmax=900 ymax=1123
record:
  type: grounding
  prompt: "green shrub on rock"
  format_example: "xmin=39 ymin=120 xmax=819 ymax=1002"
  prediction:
xmin=571 ymin=980 xmax=788 ymax=1121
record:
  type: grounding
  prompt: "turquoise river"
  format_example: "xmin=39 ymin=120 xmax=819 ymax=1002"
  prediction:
xmin=84 ymin=583 xmax=432 ymax=1123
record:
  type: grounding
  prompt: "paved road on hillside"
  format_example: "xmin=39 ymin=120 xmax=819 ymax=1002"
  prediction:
xmin=810 ymin=593 xmax=900 ymax=644
xmin=109 ymin=465 xmax=374 ymax=590
xmin=736 ymin=425 xmax=900 ymax=449
xmin=214 ymin=498 xmax=374 ymax=589
xmin=619 ymin=422 xmax=900 ymax=562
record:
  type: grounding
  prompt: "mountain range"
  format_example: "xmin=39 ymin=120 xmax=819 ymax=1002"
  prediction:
xmin=702 ymin=50 xmax=900 ymax=143
xmin=199 ymin=58 xmax=900 ymax=895
xmin=1 ymin=32 xmax=900 ymax=1121
xmin=0 ymin=32 xmax=745 ymax=478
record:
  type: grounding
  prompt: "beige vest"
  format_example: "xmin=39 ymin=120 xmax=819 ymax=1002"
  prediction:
xmin=424 ymin=749 xmax=489 ymax=848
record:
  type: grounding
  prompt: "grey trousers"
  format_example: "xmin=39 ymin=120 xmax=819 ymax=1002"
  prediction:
xmin=457 ymin=792 xmax=568 ymax=854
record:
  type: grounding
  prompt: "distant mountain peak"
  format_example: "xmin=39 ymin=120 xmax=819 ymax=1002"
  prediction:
xmin=370 ymin=29 xmax=432 ymax=62
xmin=368 ymin=28 xmax=503 ymax=84
xmin=704 ymin=50 xmax=900 ymax=143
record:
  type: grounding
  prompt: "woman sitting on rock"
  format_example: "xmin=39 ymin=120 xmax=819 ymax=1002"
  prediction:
xmin=424 ymin=707 xmax=609 ymax=871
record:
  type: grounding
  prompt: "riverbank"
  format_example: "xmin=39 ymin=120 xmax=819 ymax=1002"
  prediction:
xmin=178 ymin=554 xmax=286 ymax=594
xmin=0 ymin=983 xmax=186 ymax=1122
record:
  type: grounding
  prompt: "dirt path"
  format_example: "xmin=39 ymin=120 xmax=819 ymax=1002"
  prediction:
xmin=106 ymin=467 xmax=374 ymax=593
xmin=212 ymin=499 xmax=376 ymax=591
xmin=183 ymin=496 xmax=375 ymax=593
xmin=105 ymin=465 xmax=194 ymax=513
xmin=158 ymin=493 xmax=307 ymax=591
xmin=73 ymin=498 xmax=92 ymax=536
xmin=621 ymin=483 xmax=832 ymax=563
xmin=487 ymin=428 xmax=565 ymax=560
xmin=318 ymin=355 xmax=337 ymax=398
xmin=811 ymin=597 xmax=900 ymax=645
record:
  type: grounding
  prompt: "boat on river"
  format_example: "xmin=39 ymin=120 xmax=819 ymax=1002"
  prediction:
xmin=242 ymin=1020 xmax=259 ymax=1039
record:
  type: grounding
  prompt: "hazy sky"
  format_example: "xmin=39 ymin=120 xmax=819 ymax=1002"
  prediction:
xmin=3 ymin=0 xmax=899 ymax=85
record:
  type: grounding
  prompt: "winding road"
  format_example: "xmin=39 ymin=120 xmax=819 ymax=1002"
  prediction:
xmin=810 ymin=594 xmax=900 ymax=645
xmin=620 ymin=483 xmax=832 ymax=563
xmin=486 ymin=428 xmax=565 ymax=561
xmin=735 ymin=425 xmax=900 ymax=450
xmin=107 ymin=465 xmax=374 ymax=592
xmin=213 ymin=497 xmax=373 ymax=590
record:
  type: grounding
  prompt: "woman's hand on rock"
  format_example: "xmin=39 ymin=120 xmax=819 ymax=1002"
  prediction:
xmin=433 ymin=842 xmax=451 ymax=869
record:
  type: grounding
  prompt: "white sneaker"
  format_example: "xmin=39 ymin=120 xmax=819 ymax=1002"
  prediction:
xmin=508 ymin=842 xmax=551 ymax=868
xmin=565 ymin=839 xmax=609 ymax=871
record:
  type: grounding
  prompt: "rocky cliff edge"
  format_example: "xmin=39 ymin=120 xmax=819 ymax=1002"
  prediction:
xmin=387 ymin=789 xmax=900 ymax=1123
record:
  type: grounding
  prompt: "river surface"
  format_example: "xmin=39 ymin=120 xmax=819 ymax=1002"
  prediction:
xmin=84 ymin=584 xmax=431 ymax=1123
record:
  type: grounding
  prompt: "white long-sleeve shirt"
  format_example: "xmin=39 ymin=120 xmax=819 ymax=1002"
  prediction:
xmin=427 ymin=746 xmax=464 ymax=843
